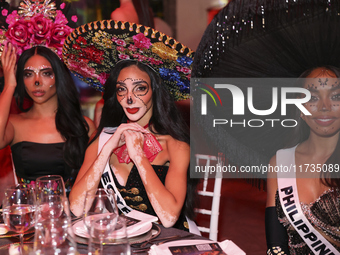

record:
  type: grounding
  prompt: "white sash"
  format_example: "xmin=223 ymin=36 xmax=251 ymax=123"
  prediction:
xmin=277 ymin=147 xmax=338 ymax=255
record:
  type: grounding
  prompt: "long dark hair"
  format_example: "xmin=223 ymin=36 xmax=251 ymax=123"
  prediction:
xmin=93 ymin=60 xmax=197 ymax=220
xmin=15 ymin=46 xmax=90 ymax=171
xmin=285 ymin=65 xmax=340 ymax=188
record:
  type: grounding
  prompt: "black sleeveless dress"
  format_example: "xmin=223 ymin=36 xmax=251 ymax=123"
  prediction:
xmin=11 ymin=141 xmax=75 ymax=193
xmin=110 ymin=164 xmax=190 ymax=231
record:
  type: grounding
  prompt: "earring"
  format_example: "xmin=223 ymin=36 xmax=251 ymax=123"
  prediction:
xmin=127 ymin=96 xmax=133 ymax=104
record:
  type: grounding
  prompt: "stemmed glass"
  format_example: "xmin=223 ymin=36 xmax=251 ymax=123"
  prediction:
xmin=34 ymin=196 xmax=77 ymax=254
xmin=83 ymin=188 xmax=118 ymax=255
xmin=2 ymin=185 xmax=36 ymax=254
xmin=35 ymin=175 xmax=66 ymax=198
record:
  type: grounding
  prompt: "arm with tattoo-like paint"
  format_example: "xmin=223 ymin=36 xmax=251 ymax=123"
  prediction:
xmin=124 ymin=129 xmax=189 ymax=227
xmin=0 ymin=44 xmax=17 ymax=149
xmin=69 ymin=123 xmax=149 ymax=216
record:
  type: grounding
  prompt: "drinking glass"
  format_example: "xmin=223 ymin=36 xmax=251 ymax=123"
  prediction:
xmin=83 ymin=188 xmax=118 ymax=255
xmin=88 ymin=215 xmax=131 ymax=255
xmin=35 ymin=194 xmax=66 ymax=222
xmin=35 ymin=175 xmax=66 ymax=199
xmin=2 ymin=185 xmax=36 ymax=254
xmin=34 ymin=196 xmax=77 ymax=255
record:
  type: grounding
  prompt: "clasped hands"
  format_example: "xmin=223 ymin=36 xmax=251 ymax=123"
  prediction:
xmin=108 ymin=123 xmax=151 ymax=162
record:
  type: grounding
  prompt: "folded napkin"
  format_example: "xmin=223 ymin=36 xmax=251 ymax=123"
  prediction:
xmin=148 ymin=239 xmax=246 ymax=255
xmin=124 ymin=210 xmax=159 ymax=235
xmin=113 ymin=132 xmax=163 ymax=164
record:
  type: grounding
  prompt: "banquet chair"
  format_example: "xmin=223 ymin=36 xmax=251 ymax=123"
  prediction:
xmin=195 ymin=153 xmax=223 ymax=241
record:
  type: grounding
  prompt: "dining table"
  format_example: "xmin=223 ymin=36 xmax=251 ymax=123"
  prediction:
xmin=0 ymin=212 xmax=245 ymax=255
xmin=0 ymin=222 xmax=210 ymax=255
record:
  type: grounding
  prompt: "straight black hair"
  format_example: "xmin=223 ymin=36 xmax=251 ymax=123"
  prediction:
xmin=15 ymin=46 xmax=90 ymax=172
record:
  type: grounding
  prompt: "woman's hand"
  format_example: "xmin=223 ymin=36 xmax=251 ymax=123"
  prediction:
xmin=1 ymin=43 xmax=17 ymax=89
xmin=124 ymin=129 xmax=145 ymax=162
xmin=105 ymin=123 xmax=149 ymax=152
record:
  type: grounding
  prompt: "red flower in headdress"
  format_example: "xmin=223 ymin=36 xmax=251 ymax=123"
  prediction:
xmin=6 ymin=19 xmax=31 ymax=52
xmin=30 ymin=13 xmax=52 ymax=45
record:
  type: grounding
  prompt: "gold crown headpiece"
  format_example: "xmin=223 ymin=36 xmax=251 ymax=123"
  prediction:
xmin=0 ymin=0 xmax=75 ymax=59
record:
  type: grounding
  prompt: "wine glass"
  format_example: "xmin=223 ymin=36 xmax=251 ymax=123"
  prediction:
xmin=34 ymin=197 xmax=77 ymax=255
xmin=35 ymin=175 xmax=66 ymax=199
xmin=88 ymin=215 xmax=131 ymax=255
xmin=2 ymin=185 xmax=36 ymax=255
xmin=35 ymin=194 xmax=65 ymax=222
xmin=83 ymin=188 xmax=118 ymax=255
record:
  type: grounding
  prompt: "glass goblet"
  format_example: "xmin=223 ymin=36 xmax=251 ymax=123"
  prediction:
xmin=34 ymin=197 xmax=77 ymax=255
xmin=35 ymin=175 xmax=66 ymax=199
xmin=83 ymin=188 xmax=118 ymax=255
xmin=2 ymin=185 xmax=36 ymax=254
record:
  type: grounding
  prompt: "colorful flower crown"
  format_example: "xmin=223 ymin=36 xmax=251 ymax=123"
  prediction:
xmin=0 ymin=0 xmax=76 ymax=59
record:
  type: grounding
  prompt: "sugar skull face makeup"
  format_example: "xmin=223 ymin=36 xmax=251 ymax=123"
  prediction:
xmin=116 ymin=65 xmax=153 ymax=123
xmin=301 ymin=68 xmax=340 ymax=136
xmin=23 ymin=54 xmax=56 ymax=102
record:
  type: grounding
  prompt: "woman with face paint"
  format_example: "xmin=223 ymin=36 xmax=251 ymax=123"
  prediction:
xmin=69 ymin=60 xmax=197 ymax=232
xmin=266 ymin=66 xmax=340 ymax=254
xmin=0 ymin=44 xmax=95 ymax=193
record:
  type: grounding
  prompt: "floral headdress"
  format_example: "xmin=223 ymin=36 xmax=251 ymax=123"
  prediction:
xmin=62 ymin=20 xmax=194 ymax=101
xmin=0 ymin=0 xmax=76 ymax=60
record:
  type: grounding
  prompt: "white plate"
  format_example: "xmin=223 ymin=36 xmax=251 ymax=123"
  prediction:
xmin=72 ymin=218 xmax=152 ymax=240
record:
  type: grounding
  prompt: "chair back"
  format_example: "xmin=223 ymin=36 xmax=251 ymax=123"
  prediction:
xmin=195 ymin=153 xmax=223 ymax=241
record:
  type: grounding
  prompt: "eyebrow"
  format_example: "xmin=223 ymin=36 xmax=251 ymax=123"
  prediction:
xmin=24 ymin=67 xmax=53 ymax=72
xmin=116 ymin=80 xmax=149 ymax=85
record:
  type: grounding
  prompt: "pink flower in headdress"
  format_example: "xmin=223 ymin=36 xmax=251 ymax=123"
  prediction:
xmin=30 ymin=13 xmax=52 ymax=45
xmin=136 ymin=54 xmax=147 ymax=61
xmin=6 ymin=19 xmax=31 ymax=48
xmin=60 ymin=3 xmax=66 ymax=9
xmin=128 ymin=44 xmax=137 ymax=52
xmin=54 ymin=11 xmax=69 ymax=26
xmin=98 ymin=72 xmax=110 ymax=85
xmin=71 ymin=15 xmax=78 ymax=23
xmin=118 ymin=53 xmax=130 ymax=60
xmin=49 ymin=22 xmax=73 ymax=49
xmin=148 ymin=57 xmax=163 ymax=65
xmin=6 ymin=11 xmax=19 ymax=25
xmin=2 ymin=9 xmax=8 ymax=17
xmin=133 ymin=33 xmax=151 ymax=49
xmin=68 ymin=59 xmax=97 ymax=78
xmin=117 ymin=46 xmax=125 ymax=52
xmin=116 ymin=39 xmax=126 ymax=47
xmin=176 ymin=66 xmax=191 ymax=74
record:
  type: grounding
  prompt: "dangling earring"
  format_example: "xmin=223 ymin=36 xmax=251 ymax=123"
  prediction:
xmin=127 ymin=96 xmax=133 ymax=105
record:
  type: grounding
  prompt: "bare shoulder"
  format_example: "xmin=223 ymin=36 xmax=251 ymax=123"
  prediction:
xmin=158 ymin=135 xmax=189 ymax=153
xmin=8 ymin=112 xmax=29 ymax=126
